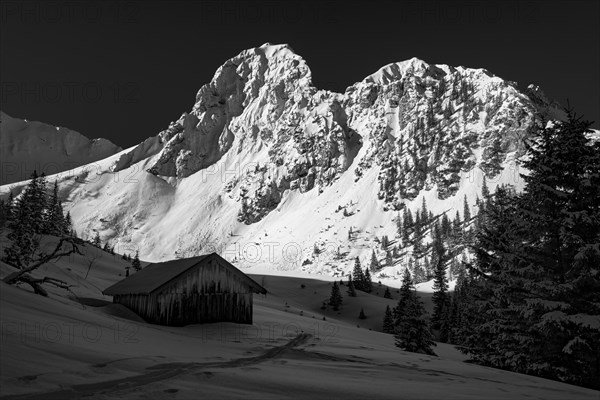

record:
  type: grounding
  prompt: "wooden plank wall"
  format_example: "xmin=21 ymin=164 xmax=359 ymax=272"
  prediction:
xmin=113 ymin=258 xmax=256 ymax=325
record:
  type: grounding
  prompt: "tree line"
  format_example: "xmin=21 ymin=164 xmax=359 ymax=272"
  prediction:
xmin=380 ymin=111 xmax=600 ymax=389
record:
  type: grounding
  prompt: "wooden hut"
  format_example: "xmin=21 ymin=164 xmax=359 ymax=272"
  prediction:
xmin=103 ymin=253 xmax=266 ymax=325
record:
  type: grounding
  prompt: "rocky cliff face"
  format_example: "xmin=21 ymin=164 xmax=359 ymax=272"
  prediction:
xmin=3 ymin=43 xmax=564 ymax=277
xmin=119 ymin=43 xmax=557 ymax=223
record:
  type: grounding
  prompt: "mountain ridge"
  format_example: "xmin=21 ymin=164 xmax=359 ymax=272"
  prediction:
xmin=0 ymin=43 xmax=565 ymax=281
xmin=0 ymin=111 xmax=122 ymax=185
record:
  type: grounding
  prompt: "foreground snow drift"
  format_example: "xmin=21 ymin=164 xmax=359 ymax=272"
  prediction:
xmin=0 ymin=241 xmax=597 ymax=399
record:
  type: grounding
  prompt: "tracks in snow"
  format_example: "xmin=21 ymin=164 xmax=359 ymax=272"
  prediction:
xmin=4 ymin=333 xmax=313 ymax=400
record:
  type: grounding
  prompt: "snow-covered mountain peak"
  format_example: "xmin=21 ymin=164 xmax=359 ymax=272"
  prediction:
xmin=362 ymin=57 xmax=433 ymax=85
xmin=2 ymin=44 xmax=565 ymax=277
xmin=257 ymin=42 xmax=297 ymax=58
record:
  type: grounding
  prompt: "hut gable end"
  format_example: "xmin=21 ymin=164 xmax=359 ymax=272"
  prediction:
xmin=102 ymin=253 xmax=266 ymax=326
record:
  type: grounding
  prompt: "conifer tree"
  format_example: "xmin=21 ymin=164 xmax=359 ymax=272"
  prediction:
xmin=370 ymin=249 xmax=380 ymax=271
xmin=441 ymin=213 xmax=451 ymax=238
xmin=481 ymin=175 xmax=489 ymax=199
xmin=421 ymin=196 xmax=428 ymax=223
xmin=63 ymin=211 xmax=73 ymax=236
xmin=328 ymin=281 xmax=343 ymax=311
xmin=393 ymin=269 xmax=436 ymax=355
xmin=4 ymin=197 xmax=39 ymax=267
xmin=463 ymin=111 xmax=600 ymax=389
xmin=363 ymin=267 xmax=372 ymax=293
xmin=132 ymin=250 xmax=141 ymax=271
xmin=31 ymin=171 xmax=48 ymax=233
xmin=358 ymin=308 xmax=367 ymax=319
xmin=352 ymin=257 xmax=365 ymax=290
xmin=383 ymin=286 xmax=392 ymax=299
xmin=346 ymin=273 xmax=357 ymax=297
xmin=414 ymin=212 xmax=422 ymax=237
xmin=452 ymin=210 xmax=462 ymax=240
xmin=3 ymin=172 xmax=46 ymax=267
xmin=396 ymin=213 xmax=403 ymax=237
xmin=404 ymin=208 xmax=414 ymax=231
xmin=383 ymin=305 xmax=394 ymax=333
xmin=463 ymin=194 xmax=471 ymax=222
xmin=381 ymin=235 xmax=389 ymax=249
xmin=44 ymin=180 xmax=66 ymax=235
xmin=431 ymin=243 xmax=450 ymax=342
xmin=385 ymin=250 xmax=393 ymax=266
xmin=421 ymin=256 xmax=431 ymax=281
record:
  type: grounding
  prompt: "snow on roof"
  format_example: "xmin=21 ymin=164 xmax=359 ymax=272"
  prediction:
xmin=103 ymin=253 xmax=267 ymax=296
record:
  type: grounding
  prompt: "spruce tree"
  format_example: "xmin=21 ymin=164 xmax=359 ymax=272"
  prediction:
xmin=29 ymin=171 xmax=47 ymax=234
xmin=463 ymin=111 xmax=600 ymax=389
xmin=4 ymin=198 xmax=40 ymax=268
xmin=44 ymin=180 xmax=65 ymax=235
xmin=463 ymin=194 xmax=471 ymax=222
xmin=3 ymin=172 xmax=46 ymax=267
xmin=396 ymin=213 xmax=403 ymax=237
xmin=347 ymin=273 xmax=357 ymax=297
xmin=421 ymin=196 xmax=428 ymax=223
xmin=383 ymin=286 xmax=392 ymax=299
xmin=328 ymin=281 xmax=343 ymax=311
xmin=452 ymin=211 xmax=462 ymax=242
xmin=370 ymin=249 xmax=380 ymax=271
xmin=404 ymin=209 xmax=414 ymax=231
xmin=363 ymin=267 xmax=372 ymax=293
xmin=412 ymin=258 xmax=426 ymax=284
xmin=441 ymin=213 xmax=451 ymax=238
xmin=352 ymin=257 xmax=365 ymax=291
xmin=393 ymin=269 xmax=436 ymax=355
xmin=381 ymin=235 xmax=389 ymax=249
xmin=385 ymin=250 xmax=393 ymax=267
xmin=481 ymin=175 xmax=489 ymax=199
xmin=63 ymin=211 xmax=73 ymax=236
xmin=358 ymin=308 xmax=367 ymax=319
xmin=431 ymin=243 xmax=450 ymax=342
xmin=383 ymin=305 xmax=394 ymax=333
xmin=132 ymin=250 xmax=141 ymax=271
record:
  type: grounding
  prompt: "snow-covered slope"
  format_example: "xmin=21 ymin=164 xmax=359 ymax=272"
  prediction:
xmin=0 ymin=43 xmax=565 ymax=281
xmin=0 ymin=111 xmax=122 ymax=185
xmin=0 ymin=239 xmax=598 ymax=399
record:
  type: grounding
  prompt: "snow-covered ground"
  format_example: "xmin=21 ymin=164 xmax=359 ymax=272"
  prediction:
xmin=0 ymin=237 xmax=597 ymax=399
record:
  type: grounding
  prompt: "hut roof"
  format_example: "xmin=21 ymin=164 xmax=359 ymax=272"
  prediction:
xmin=103 ymin=253 xmax=267 ymax=296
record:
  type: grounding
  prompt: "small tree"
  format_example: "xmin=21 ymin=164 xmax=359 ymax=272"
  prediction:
xmin=328 ymin=281 xmax=343 ymax=311
xmin=352 ymin=257 xmax=365 ymax=290
xmin=347 ymin=273 xmax=357 ymax=297
xmin=363 ymin=268 xmax=372 ymax=293
xmin=383 ymin=305 xmax=394 ymax=333
xmin=393 ymin=269 xmax=436 ymax=355
xmin=358 ymin=308 xmax=367 ymax=319
xmin=431 ymin=252 xmax=450 ymax=342
xmin=463 ymin=194 xmax=471 ymax=222
xmin=383 ymin=287 xmax=392 ymax=299
xmin=132 ymin=250 xmax=141 ymax=271
xmin=370 ymin=249 xmax=380 ymax=271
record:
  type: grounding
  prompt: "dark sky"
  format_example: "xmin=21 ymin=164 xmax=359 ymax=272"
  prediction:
xmin=1 ymin=0 xmax=599 ymax=148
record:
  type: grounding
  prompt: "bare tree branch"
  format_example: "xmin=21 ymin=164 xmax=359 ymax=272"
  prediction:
xmin=3 ymin=237 xmax=84 ymax=287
